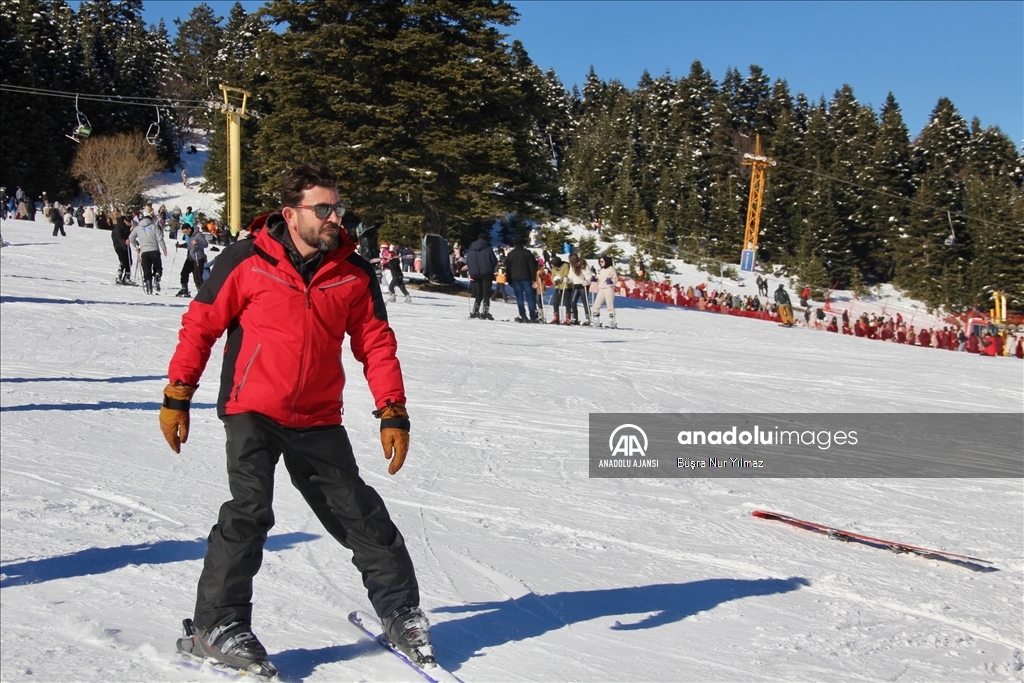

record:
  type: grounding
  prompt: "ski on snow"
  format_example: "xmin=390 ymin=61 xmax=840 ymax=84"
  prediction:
xmin=752 ymin=510 xmax=995 ymax=571
xmin=347 ymin=611 xmax=463 ymax=683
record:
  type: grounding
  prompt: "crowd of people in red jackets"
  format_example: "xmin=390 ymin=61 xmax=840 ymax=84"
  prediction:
xmin=613 ymin=276 xmax=1024 ymax=359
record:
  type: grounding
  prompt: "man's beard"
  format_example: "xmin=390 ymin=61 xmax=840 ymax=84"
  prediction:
xmin=297 ymin=221 xmax=341 ymax=253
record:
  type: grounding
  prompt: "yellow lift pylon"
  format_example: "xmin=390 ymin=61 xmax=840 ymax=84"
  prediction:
xmin=219 ymin=85 xmax=251 ymax=237
xmin=739 ymin=134 xmax=775 ymax=271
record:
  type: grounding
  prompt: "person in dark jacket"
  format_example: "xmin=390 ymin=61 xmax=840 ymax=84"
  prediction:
xmin=50 ymin=203 xmax=66 ymax=237
xmin=175 ymin=223 xmax=208 ymax=297
xmin=386 ymin=249 xmax=411 ymax=303
xmin=110 ymin=211 xmax=133 ymax=284
xmin=465 ymin=231 xmax=497 ymax=319
xmin=503 ymin=237 xmax=538 ymax=322
xmin=162 ymin=163 xmax=431 ymax=674
xmin=774 ymin=285 xmax=794 ymax=326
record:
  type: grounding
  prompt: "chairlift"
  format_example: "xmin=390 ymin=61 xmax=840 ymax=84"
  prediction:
xmin=547 ymin=133 xmax=559 ymax=169
xmin=66 ymin=94 xmax=92 ymax=143
xmin=944 ymin=211 xmax=956 ymax=246
xmin=146 ymin=106 xmax=161 ymax=146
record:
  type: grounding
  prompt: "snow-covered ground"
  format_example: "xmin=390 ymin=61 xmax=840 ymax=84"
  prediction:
xmin=1 ymin=213 xmax=1022 ymax=682
xmin=145 ymin=144 xmax=224 ymax=220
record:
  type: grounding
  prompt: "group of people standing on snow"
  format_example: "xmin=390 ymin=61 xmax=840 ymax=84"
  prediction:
xmin=462 ymin=235 xmax=619 ymax=327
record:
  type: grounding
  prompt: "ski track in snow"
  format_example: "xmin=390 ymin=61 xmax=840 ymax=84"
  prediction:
xmin=0 ymin=217 xmax=1022 ymax=682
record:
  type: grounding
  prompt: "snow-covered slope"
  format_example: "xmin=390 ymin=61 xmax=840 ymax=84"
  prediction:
xmin=1 ymin=217 xmax=1021 ymax=682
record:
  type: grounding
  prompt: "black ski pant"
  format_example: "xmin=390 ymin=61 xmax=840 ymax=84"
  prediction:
xmin=388 ymin=275 xmax=409 ymax=296
xmin=140 ymin=251 xmax=163 ymax=285
xmin=470 ymin=276 xmax=492 ymax=314
xmin=194 ymin=413 xmax=419 ymax=632
xmin=114 ymin=246 xmax=131 ymax=278
xmin=180 ymin=257 xmax=206 ymax=291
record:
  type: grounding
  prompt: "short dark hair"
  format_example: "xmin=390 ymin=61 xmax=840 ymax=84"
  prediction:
xmin=281 ymin=162 xmax=337 ymax=207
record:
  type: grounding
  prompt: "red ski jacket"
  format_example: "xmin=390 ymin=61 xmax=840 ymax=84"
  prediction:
xmin=167 ymin=213 xmax=405 ymax=428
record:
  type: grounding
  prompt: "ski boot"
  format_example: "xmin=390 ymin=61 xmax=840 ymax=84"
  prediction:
xmin=175 ymin=288 xmax=190 ymax=298
xmin=383 ymin=606 xmax=435 ymax=668
xmin=404 ymin=294 xmax=412 ymax=303
xmin=176 ymin=619 xmax=278 ymax=679
xmin=594 ymin=313 xmax=601 ymax=328
xmin=143 ymin=278 xmax=153 ymax=295
xmin=562 ymin=316 xmax=572 ymax=325
xmin=470 ymin=305 xmax=479 ymax=319
xmin=609 ymin=312 xmax=617 ymax=329
xmin=550 ymin=314 xmax=560 ymax=324
xmin=387 ymin=293 xmax=397 ymax=303
xmin=480 ymin=305 xmax=493 ymax=321
xmin=154 ymin=280 xmax=161 ymax=294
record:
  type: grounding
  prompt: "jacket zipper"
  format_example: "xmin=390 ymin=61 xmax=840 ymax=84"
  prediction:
xmin=253 ymin=266 xmax=300 ymax=290
xmin=285 ymin=260 xmax=350 ymax=425
xmin=318 ymin=275 xmax=357 ymax=292
xmin=290 ymin=286 xmax=313 ymax=425
xmin=234 ymin=343 xmax=262 ymax=401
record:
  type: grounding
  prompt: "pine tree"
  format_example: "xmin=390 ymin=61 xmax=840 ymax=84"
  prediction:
xmin=897 ymin=97 xmax=971 ymax=307
xmin=173 ymin=2 xmax=224 ymax=128
xmin=861 ymin=93 xmax=913 ymax=281
xmin=962 ymin=121 xmax=1024 ymax=309
xmin=255 ymin=0 xmax=552 ymax=244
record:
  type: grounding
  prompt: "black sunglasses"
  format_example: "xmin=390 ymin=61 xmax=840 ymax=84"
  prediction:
xmin=293 ymin=202 xmax=346 ymax=220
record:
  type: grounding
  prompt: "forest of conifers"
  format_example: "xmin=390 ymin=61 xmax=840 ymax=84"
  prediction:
xmin=2 ymin=0 xmax=1020 ymax=310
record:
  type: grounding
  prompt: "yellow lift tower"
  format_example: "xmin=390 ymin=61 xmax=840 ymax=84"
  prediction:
xmin=219 ymin=85 xmax=251 ymax=237
xmin=739 ymin=134 xmax=775 ymax=271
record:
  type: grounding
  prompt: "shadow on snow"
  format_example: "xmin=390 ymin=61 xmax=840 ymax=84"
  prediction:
xmin=0 ymin=532 xmax=319 ymax=588
xmin=0 ymin=295 xmax=188 ymax=308
xmin=1 ymin=375 xmax=165 ymax=384
xmin=430 ymin=577 xmax=808 ymax=670
xmin=270 ymin=577 xmax=808 ymax=674
xmin=0 ymin=401 xmax=216 ymax=412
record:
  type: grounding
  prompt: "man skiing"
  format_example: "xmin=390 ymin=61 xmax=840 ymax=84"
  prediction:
xmin=174 ymin=223 xmax=207 ymax=298
xmin=161 ymin=163 xmax=430 ymax=677
xmin=129 ymin=215 xmax=167 ymax=294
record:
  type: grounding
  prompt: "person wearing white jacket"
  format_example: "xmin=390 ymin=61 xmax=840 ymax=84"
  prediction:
xmin=593 ymin=254 xmax=618 ymax=328
xmin=129 ymin=216 xmax=167 ymax=294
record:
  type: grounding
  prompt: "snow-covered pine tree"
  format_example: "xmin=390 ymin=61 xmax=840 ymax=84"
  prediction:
xmin=897 ymin=97 xmax=971 ymax=307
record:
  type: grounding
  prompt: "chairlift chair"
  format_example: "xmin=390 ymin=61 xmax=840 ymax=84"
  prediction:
xmin=944 ymin=211 xmax=956 ymax=246
xmin=146 ymin=106 xmax=161 ymax=146
xmin=66 ymin=94 xmax=92 ymax=143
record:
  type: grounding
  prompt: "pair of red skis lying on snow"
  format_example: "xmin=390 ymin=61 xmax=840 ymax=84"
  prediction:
xmin=751 ymin=510 xmax=994 ymax=571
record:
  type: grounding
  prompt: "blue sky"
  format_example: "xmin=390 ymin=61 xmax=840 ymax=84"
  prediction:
xmin=138 ymin=0 xmax=1022 ymax=145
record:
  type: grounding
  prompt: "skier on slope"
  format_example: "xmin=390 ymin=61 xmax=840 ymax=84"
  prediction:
xmin=129 ymin=215 xmax=167 ymax=294
xmin=174 ymin=222 xmax=207 ymax=298
xmin=386 ymin=249 xmax=412 ymax=303
xmin=592 ymin=254 xmax=618 ymax=328
xmin=566 ymin=253 xmax=591 ymax=325
xmin=161 ymin=163 xmax=431 ymax=676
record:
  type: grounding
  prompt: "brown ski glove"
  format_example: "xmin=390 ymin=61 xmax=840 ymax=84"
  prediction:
xmin=374 ymin=402 xmax=410 ymax=475
xmin=160 ymin=382 xmax=196 ymax=453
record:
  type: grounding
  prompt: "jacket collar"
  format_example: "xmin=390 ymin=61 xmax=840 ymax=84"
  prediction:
xmin=250 ymin=211 xmax=356 ymax=283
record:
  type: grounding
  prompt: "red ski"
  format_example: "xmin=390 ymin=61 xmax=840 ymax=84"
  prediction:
xmin=752 ymin=510 xmax=994 ymax=570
